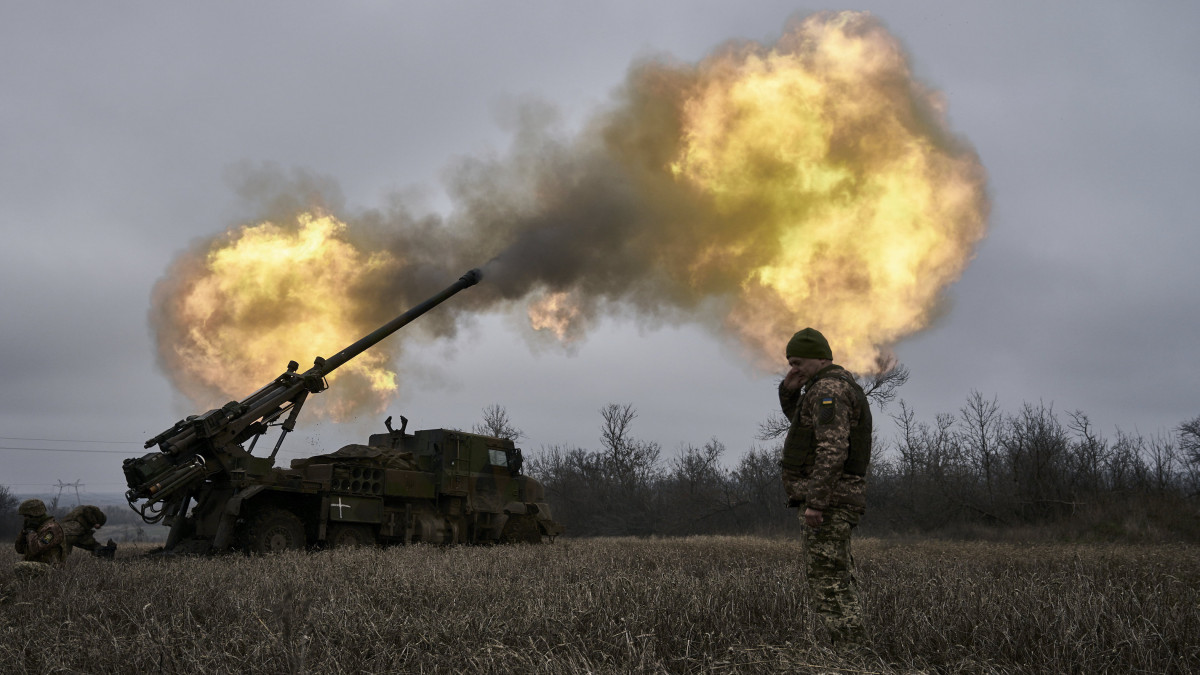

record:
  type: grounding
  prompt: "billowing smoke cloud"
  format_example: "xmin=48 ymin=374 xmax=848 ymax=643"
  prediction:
xmin=152 ymin=11 xmax=989 ymax=416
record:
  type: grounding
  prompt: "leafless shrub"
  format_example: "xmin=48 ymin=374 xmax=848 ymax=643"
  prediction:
xmin=473 ymin=403 xmax=524 ymax=441
xmin=0 ymin=486 xmax=18 ymax=539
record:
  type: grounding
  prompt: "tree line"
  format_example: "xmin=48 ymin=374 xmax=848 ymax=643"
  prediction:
xmin=491 ymin=377 xmax=1200 ymax=541
xmin=5 ymin=383 xmax=1196 ymax=543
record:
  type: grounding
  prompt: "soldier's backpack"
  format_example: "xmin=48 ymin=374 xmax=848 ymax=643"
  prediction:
xmin=25 ymin=520 xmax=65 ymax=556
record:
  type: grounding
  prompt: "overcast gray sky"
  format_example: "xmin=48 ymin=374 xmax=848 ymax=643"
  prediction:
xmin=2 ymin=2 xmax=1198 ymax=497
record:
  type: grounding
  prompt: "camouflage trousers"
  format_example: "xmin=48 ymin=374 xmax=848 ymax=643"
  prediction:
xmin=801 ymin=505 xmax=867 ymax=647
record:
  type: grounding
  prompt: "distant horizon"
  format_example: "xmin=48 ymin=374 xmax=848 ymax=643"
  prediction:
xmin=8 ymin=490 xmax=135 ymax=505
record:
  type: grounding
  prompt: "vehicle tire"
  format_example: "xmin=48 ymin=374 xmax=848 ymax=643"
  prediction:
xmin=500 ymin=514 xmax=542 ymax=544
xmin=242 ymin=507 xmax=306 ymax=554
xmin=326 ymin=523 xmax=374 ymax=549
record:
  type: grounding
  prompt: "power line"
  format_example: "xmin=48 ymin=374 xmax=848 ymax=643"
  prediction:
xmin=4 ymin=478 xmax=127 ymax=482
xmin=1 ymin=444 xmax=314 ymax=458
xmin=0 ymin=436 xmax=138 ymax=444
xmin=0 ymin=445 xmax=135 ymax=455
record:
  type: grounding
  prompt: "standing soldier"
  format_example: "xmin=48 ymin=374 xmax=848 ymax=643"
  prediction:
xmin=779 ymin=328 xmax=872 ymax=650
xmin=13 ymin=498 xmax=67 ymax=577
xmin=61 ymin=505 xmax=116 ymax=557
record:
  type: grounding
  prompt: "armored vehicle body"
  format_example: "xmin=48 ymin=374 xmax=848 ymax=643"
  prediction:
xmin=154 ymin=416 xmax=561 ymax=553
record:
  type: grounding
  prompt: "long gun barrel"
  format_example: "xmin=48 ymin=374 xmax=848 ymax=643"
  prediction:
xmin=125 ymin=268 xmax=482 ymax=517
xmin=321 ymin=268 xmax=481 ymax=373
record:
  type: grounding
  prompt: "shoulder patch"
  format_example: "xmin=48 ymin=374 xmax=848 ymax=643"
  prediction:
xmin=817 ymin=397 xmax=837 ymax=425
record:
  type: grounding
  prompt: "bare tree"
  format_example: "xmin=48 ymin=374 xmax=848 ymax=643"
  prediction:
xmin=473 ymin=404 xmax=523 ymax=441
xmin=1179 ymin=415 xmax=1200 ymax=466
xmin=857 ymin=354 xmax=909 ymax=409
xmin=600 ymin=403 xmax=636 ymax=455
xmin=925 ymin=412 xmax=964 ymax=484
xmin=1107 ymin=429 xmax=1148 ymax=492
xmin=756 ymin=410 xmax=791 ymax=441
xmin=527 ymin=444 xmax=609 ymax=535
xmin=959 ymin=390 xmax=1002 ymax=500
xmin=1179 ymin=415 xmax=1200 ymax=496
xmin=661 ymin=439 xmax=746 ymax=532
xmin=1002 ymin=401 xmax=1073 ymax=515
xmin=1067 ymin=411 xmax=1109 ymax=495
xmin=598 ymin=403 xmax=661 ymax=488
xmin=0 ymin=484 xmax=20 ymax=538
xmin=891 ymin=400 xmax=924 ymax=480
xmin=1146 ymin=432 xmax=1180 ymax=493
xmin=729 ymin=445 xmax=789 ymax=530
xmin=668 ymin=439 xmax=725 ymax=497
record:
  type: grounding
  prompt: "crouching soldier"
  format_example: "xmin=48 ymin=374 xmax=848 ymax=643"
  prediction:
xmin=61 ymin=505 xmax=117 ymax=558
xmin=13 ymin=498 xmax=66 ymax=577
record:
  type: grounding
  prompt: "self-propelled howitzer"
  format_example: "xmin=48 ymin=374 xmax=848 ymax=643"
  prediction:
xmin=124 ymin=269 xmax=563 ymax=553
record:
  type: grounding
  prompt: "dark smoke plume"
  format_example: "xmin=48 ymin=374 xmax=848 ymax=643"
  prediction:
xmin=151 ymin=11 xmax=989 ymax=415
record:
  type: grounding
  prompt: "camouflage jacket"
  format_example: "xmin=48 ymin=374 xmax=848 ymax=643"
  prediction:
xmin=779 ymin=366 xmax=870 ymax=512
xmin=61 ymin=505 xmax=106 ymax=552
xmin=61 ymin=520 xmax=101 ymax=552
xmin=14 ymin=516 xmax=66 ymax=564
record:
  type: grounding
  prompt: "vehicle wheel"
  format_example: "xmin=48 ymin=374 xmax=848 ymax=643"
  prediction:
xmin=242 ymin=507 xmax=306 ymax=554
xmin=326 ymin=523 xmax=374 ymax=549
xmin=500 ymin=514 xmax=542 ymax=544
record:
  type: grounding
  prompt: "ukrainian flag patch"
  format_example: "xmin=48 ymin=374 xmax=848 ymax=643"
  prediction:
xmin=817 ymin=397 xmax=836 ymax=424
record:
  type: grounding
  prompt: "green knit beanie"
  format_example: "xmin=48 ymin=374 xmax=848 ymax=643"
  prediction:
xmin=786 ymin=328 xmax=833 ymax=360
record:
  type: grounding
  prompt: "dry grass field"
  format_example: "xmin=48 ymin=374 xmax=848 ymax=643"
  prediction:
xmin=1 ymin=536 xmax=1197 ymax=674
